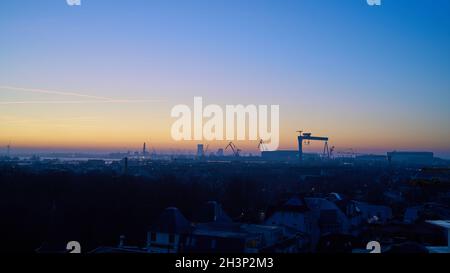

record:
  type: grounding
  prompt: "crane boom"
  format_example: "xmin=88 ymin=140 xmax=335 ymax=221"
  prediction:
xmin=225 ymin=142 xmax=240 ymax=157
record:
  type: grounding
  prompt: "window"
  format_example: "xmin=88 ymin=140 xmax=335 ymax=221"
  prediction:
xmin=169 ymin=234 xmax=175 ymax=244
xmin=246 ymin=239 xmax=258 ymax=248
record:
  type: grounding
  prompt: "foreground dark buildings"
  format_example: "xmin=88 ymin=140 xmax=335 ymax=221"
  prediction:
xmin=0 ymin=155 xmax=449 ymax=253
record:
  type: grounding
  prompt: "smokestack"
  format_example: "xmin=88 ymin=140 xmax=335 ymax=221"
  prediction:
xmin=197 ymin=144 xmax=204 ymax=159
xmin=123 ymin=157 xmax=128 ymax=174
xmin=143 ymin=142 xmax=147 ymax=156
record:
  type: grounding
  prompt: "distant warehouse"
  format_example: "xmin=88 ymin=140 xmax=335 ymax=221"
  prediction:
xmin=261 ymin=151 xmax=298 ymax=161
xmin=387 ymin=151 xmax=434 ymax=166
xmin=261 ymin=151 xmax=320 ymax=162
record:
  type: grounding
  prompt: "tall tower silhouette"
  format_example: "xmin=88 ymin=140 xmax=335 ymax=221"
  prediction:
xmin=143 ymin=142 xmax=147 ymax=156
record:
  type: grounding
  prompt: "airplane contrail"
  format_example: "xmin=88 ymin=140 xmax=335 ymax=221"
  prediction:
xmin=0 ymin=85 xmax=165 ymax=104
xmin=0 ymin=100 xmax=163 ymax=105
xmin=0 ymin=85 xmax=115 ymax=100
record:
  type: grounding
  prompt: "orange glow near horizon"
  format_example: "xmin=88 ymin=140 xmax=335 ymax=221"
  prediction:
xmin=2 ymin=119 xmax=449 ymax=155
xmin=1 ymin=89 xmax=449 ymax=156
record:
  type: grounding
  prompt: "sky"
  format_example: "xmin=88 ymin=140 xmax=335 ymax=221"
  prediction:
xmin=0 ymin=0 xmax=449 ymax=157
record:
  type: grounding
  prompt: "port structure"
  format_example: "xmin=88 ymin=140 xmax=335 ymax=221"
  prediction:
xmin=297 ymin=131 xmax=330 ymax=161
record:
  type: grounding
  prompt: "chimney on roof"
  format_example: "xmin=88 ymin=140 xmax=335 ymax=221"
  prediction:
xmin=118 ymin=235 xmax=126 ymax=248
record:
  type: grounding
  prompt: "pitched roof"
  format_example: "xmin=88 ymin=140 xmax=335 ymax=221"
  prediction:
xmin=265 ymin=196 xmax=310 ymax=219
xmin=150 ymin=207 xmax=192 ymax=234
xmin=195 ymin=201 xmax=232 ymax=223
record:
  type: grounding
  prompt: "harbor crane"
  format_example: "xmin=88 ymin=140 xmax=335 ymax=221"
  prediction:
xmin=225 ymin=141 xmax=241 ymax=157
xmin=329 ymin=146 xmax=336 ymax=159
xmin=258 ymin=139 xmax=268 ymax=152
xmin=297 ymin=131 xmax=331 ymax=161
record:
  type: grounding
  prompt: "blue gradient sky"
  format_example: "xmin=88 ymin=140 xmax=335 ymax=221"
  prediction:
xmin=0 ymin=0 xmax=449 ymax=157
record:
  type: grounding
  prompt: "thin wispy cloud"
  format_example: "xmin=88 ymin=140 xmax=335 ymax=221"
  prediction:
xmin=0 ymin=86 xmax=165 ymax=104
xmin=0 ymin=116 xmax=103 ymax=130
xmin=0 ymin=100 xmax=163 ymax=105
xmin=0 ymin=86 xmax=115 ymax=100
xmin=0 ymin=115 xmax=101 ymax=123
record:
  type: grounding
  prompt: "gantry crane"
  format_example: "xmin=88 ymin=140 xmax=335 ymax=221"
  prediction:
xmin=297 ymin=131 xmax=330 ymax=161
